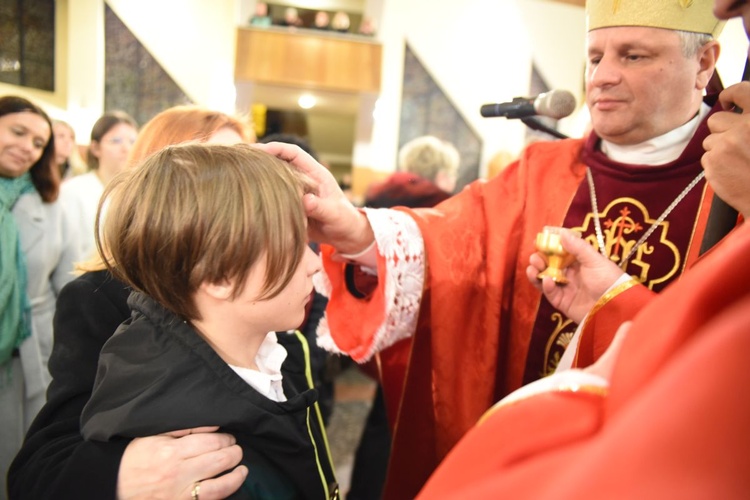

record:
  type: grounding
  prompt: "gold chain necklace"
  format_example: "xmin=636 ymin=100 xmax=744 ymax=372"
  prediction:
xmin=586 ymin=168 xmax=705 ymax=268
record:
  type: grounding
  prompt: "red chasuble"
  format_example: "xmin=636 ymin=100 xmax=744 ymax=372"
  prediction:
xmin=416 ymin=223 xmax=750 ymax=499
xmin=523 ymin=110 xmax=716 ymax=383
xmin=322 ymin=98 xmax=732 ymax=499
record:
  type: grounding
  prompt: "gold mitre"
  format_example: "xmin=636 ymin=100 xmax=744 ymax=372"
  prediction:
xmin=587 ymin=0 xmax=724 ymax=37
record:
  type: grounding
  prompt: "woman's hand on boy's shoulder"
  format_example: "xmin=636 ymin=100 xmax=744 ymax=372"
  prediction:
xmin=118 ymin=426 xmax=247 ymax=500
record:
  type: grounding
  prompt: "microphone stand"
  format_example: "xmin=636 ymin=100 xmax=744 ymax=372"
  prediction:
xmin=520 ymin=117 xmax=568 ymax=140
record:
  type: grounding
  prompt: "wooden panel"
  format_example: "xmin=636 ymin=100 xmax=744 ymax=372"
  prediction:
xmin=235 ymin=27 xmax=382 ymax=93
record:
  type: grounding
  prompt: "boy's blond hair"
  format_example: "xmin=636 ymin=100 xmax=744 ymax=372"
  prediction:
xmin=97 ymin=143 xmax=313 ymax=320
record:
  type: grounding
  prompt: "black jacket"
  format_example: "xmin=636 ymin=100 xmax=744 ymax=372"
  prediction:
xmin=9 ymin=270 xmax=336 ymax=499
xmin=8 ymin=270 xmax=132 ymax=499
xmin=81 ymin=292 xmax=338 ymax=499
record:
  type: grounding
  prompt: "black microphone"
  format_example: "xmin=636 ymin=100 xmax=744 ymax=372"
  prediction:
xmin=480 ymin=89 xmax=576 ymax=120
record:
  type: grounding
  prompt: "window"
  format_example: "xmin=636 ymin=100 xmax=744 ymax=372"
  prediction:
xmin=0 ymin=0 xmax=55 ymax=91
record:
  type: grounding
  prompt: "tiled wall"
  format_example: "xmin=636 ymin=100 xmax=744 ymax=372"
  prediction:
xmin=399 ymin=44 xmax=482 ymax=192
xmin=0 ymin=0 xmax=54 ymax=91
xmin=104 ymin=4 xmax=192 ymax=126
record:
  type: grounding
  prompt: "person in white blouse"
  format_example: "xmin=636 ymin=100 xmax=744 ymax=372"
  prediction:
xmin=59 ymin=110 xmax=137 ymax=259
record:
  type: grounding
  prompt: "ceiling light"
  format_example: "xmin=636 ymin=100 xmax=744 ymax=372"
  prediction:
xmin=298 ymin=94 xmax=317 ymax=109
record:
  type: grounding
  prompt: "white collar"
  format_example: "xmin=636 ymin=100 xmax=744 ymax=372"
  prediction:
xmin=601 ymin=103 xmax=710 ymax=166
xmin=228 ymin=331 xmax=288 ymax=402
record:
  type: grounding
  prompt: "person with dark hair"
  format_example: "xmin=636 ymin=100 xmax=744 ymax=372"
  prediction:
xmin=84 ymin=111 xmax=138 ymax=176
xmin=0 ymin=95 xmax=82 ymax=494
xmin=260 ymin=133 xmax=318 ymax=159
xmin=59 ymin=111 xmax=138 ymax=259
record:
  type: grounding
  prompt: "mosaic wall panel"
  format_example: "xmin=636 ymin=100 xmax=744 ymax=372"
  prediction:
xmin=0 ymin=0 xmax=55 ymax=91
xmin=399 ymin=44 xmax=482 ymax=191
xmin=105 ymin=3 xmax=192 ymax=127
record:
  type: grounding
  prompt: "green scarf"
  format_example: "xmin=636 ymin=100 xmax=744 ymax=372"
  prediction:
xmin=0 ymin=172 xmax=35 ymax=367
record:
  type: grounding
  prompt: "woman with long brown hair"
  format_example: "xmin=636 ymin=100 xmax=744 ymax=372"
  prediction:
xmin=0 ymin=95 xmax=83 ymax=495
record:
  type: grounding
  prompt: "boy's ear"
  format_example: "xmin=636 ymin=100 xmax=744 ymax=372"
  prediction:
xmin=200 ymin=279 xmax=234 ymax=301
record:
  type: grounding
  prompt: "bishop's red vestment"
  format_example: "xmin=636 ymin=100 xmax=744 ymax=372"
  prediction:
xmin=318 ymin=98 xmax=734 ymax=498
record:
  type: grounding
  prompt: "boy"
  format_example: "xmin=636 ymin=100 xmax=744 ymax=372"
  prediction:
xmin=81 ymin=143 xmax=338 ymax=499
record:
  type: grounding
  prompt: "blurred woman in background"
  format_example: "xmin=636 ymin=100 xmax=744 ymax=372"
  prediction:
xmin=59 ymin=110 xmax=138 ymax=259
xmin=51 ymin=119 xmax=85 ymax=179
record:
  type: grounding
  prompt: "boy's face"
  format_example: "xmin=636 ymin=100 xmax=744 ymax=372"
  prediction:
xmin=232 ymin=245 xmax=321 ymax=333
